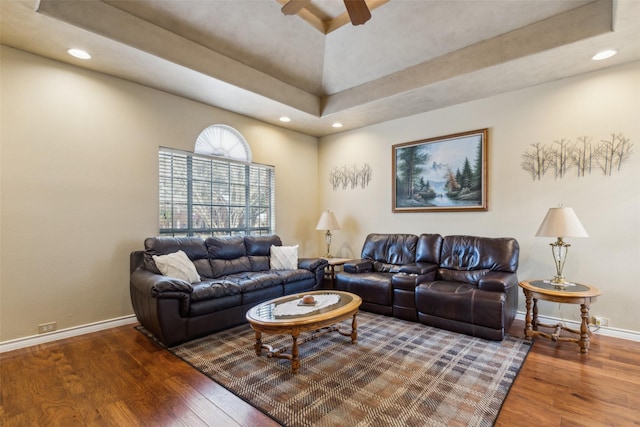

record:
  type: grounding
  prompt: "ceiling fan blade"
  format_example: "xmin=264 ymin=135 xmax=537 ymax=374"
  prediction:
xmin=344 ymin=0 xmax=371 ymax=25
xmin=281 ymin=0 xmax=311 ymax=16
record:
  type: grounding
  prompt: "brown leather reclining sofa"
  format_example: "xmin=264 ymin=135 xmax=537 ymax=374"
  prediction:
xmin=130 ymin=235 xmax=328 ymax=346
xmin=335 ymin=233 xmax=519 ymax=340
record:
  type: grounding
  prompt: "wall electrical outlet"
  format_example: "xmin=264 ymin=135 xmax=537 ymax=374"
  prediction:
xmin=594 ymin=316 xmax=609 ymax=327
xmin=38 ymin=321 xmax=57 ymax=334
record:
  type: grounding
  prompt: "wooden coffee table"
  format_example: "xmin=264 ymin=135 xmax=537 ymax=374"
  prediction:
xmin=246 ymin=290 xmax=362 ymax=374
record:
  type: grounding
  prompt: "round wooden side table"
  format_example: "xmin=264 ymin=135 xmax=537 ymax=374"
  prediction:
xmin=322 ymin=257 xmax=351 ymax=289
xmin=519 ymin=279 xmax=602 ymax=354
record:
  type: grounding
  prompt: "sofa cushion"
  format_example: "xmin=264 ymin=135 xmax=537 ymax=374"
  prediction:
xmin=210 ymin=257 xmax=253 ymax=278
xmin=416 ymin=281 xmax=507 ymax=330
xmin=335 ymin=271 xmax=394 ymax=306
xmin=152 ymin=250 xmax=201 ymax=283
xmin=246 ymin=235 xmax=282 ymax=255
xmin=190 ymin=280 xmax=242 ymax=301
xmin=361 ymin=234 xmax=418 ymax=266
xmin=206 ymin=236 xmax=253 ymax=278
xmin=144 ymin=236 xmax=212 ymax=278
xmin=270 ymin=245 xmax=298 ymax=270
xmin=206 ymin=235 xmax=246 ymax=259
xmin=350 ymin=273 xmax=394 ymax=306
xmin=438 ymin=268 xmax=490 ymax=285
xmin=225 ymin=272 xmax=284 ymax=292
xmin=416 ymin=234 xmax=443 ymax=264
xmin=249 ymin=256 xmax=271 ymax=271
xmin=247 ymin=235 xmax=283 ymax=271
xmin=439 ymin=235 xmax=519 ymax=273
xmin=274 ymin=269 xmax=314 ymax=283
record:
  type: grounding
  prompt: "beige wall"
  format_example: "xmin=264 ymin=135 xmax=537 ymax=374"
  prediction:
xmin=319 ymin=61 xmax=640 ymax=332
xmin=0 ymin=47 xmax=319 ymax=341
xmin=2 ymin=45 xmax=638 ymax=342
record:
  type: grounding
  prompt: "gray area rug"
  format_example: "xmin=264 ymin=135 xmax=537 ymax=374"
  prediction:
xmin=155 ymin=312 xmax=530 ymax=427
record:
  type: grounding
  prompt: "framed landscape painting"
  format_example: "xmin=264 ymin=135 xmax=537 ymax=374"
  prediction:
xmin=392 ymin=129 xmax=488 ymax=212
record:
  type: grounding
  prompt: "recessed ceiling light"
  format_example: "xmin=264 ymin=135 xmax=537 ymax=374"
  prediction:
xmin=592 ymin=49 xmax=617 ymax=61
xmin=332 ymin=122 xmax=343 ymax=128
xmin=67 ymin=48 xmax=91 ymax=60
xmin=279 ymin=116 xmax=291 ymax=122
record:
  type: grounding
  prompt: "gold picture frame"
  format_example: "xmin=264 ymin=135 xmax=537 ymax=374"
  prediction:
xmin=392 ymin=129 xmax=489 ymax=212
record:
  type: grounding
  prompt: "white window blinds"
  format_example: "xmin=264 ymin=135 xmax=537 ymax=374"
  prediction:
xmin=159 ymin=147 xmax=275 ymax=237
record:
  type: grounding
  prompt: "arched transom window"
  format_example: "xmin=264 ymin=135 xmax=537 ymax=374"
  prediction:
xmin=194 ymin=124 xmax=252 ymax=162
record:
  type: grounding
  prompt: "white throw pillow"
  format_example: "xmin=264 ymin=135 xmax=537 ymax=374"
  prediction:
xmin=270 ymin=245 xmax=299 ymax=270
xmin=152 ymin=250 xmax=201 ymax=283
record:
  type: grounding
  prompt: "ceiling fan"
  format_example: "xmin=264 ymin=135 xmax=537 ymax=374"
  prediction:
xmin=281 ymin=0 xmax=371 ymax=26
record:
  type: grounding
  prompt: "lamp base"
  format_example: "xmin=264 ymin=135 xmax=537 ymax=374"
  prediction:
xmin=550 ymin=276 xmax=569 ymax=290
xmin=324 ymin=231 xmax=333 ymax=259
xmin=549 ymin=238 xmax=571 ymax=290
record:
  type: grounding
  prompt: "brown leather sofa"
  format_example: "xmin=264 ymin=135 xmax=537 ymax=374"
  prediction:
xmin=335 ymin=233 xmax=519 ymax=340
xmin=130 ymin=235 xmax=328 ymax=346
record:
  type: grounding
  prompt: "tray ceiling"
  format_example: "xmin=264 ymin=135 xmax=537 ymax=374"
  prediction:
xmin=1 ymin=0 xmax=639 ymax=136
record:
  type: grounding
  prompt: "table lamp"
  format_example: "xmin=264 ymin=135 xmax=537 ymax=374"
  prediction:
xmin=316 ymin=211 xmax=340 ymax=258
xmin=535 ymin=206 xmax=588 ymax=288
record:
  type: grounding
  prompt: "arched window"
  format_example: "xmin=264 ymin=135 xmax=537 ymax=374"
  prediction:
xmin=194 ymin=124 xmax=252 ymax=163
xmin=158 ymin=125 xmax=274 ymax=237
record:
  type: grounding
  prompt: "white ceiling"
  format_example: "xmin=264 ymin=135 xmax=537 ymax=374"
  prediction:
xmin=1 ymin=0 xmax=639 ymax=137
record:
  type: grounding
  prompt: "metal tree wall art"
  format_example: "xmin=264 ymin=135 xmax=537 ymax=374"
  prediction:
xmin=521 ymin=133 xmax=633 ymax=180
xmin=330 ymin=163 xmax=372 ymax=190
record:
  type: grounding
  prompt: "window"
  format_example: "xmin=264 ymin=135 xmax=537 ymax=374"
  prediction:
xmin=159 ymin=147 xmax=275 ymax=237
xmin=194 ymin=124 xmax=252 ymax=162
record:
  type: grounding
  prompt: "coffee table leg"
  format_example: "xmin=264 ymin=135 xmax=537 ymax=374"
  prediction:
xmin=291 ymin=332 xmax=300 ymax=374
xmin=254 ymin=331 xmax=263 ymax=356
xmin=580 ymin=303 xmax=591 ymax=354
xmin=351 ymin=313 xmax=358 ymax=343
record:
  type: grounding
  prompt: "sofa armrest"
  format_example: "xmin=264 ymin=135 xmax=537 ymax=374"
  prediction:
xmin=298 ymin=257 xmax=329 ymax=272
xmin=343 ymin=259 xmax=374 ymax=273
xmin=478 ymin=272 xmax=518 ymax=292
xmin=399 ymin=262 xmax=438 ymax=275
xmin=297 ymin=257 xmax=329 ymax=289
xmin=392 ymin=270 xmax=438 ymax=291
xmin=131 ymin=268 xmax=194 ymax=298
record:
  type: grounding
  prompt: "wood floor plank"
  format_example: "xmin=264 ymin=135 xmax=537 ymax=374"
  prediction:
xmin=1 ymin=319 xmax=639 ymax=426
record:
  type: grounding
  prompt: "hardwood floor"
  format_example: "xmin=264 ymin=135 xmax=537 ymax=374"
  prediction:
xmin=497 ymin=321 xmax=640 ymax=427
xmin=1 ymin=319 xmax=639 ymax=426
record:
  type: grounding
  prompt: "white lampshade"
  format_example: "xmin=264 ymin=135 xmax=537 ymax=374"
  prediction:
xmin=535 ymin=207 xmax=588 ymax=238
xmin=315 ymin=211 xmax=341 ymax=231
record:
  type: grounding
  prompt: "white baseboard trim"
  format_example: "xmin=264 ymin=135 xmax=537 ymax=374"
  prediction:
xmin=2 ymin=312 xmax=638 ymax=353
xmin=515 ymin=311 xmax=640 ymax=342
xmin=0 ymin=315 xmax=138 ymax=353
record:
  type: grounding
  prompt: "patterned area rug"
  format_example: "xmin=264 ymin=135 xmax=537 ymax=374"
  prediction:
xmin=154 ymin=312 xmax=531 ymax=427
